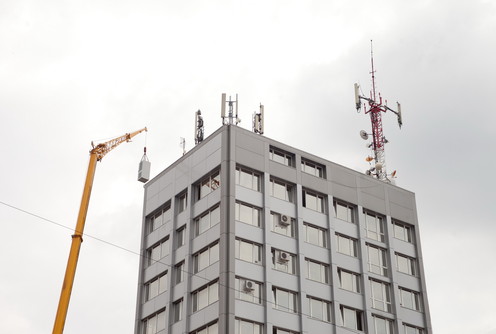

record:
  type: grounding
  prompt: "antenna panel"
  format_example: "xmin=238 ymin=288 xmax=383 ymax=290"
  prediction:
xmin=221 ymin=93 xmax=226 ymax=118
xmin=354 ymin=83 xmax=360 ymax=109
xmin=260 ymin=104 xmax=264 ymax=134
xmin=397 ymin=102 xmax=403 ymax=128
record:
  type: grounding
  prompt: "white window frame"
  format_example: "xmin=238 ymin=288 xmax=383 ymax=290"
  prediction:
xmin=272 ymin=248 xmax=296 ymax=274
xmin=145 ymin=271 xmax=168 ymax=302
xmin=269 ymin=177 xmax=294 ymax=202
xmin=307 ymin=296 xmax=331 ymax=322
xmin=149 ymin=204 xmax=171 ymax=233
xmin=192 ymin=281 xmax=219 ymax=312
xmin=393 ymin=220 xmax=414 ymax=243
xmin=373 ymin=315 xmax=394 ymax=334
xmin=370 ymin=279 xmax=392 ymax=312
xmin=338 ymin=268 xmax=361 ymax=293
xmin=194 ymin=242 xmax=220 ymax=273
xmin=269 ymin=146 xmax=294 ymax=167
xmin=190 ymin=321 xmax=219 ymax=334
xmin=195 ymin=205 xmax=221 ymax=236
xmin=270 ymin=212 xmax=295 ymax=237
xmin=367 ymin=244 xmax=388 ymax=276
xmin=303 ymin=223 xmax=327 ymax=247
xmin=173 ymin=299 xmax=183 ymax=323
xmin=302 ymin=189 xmax=325 ymax=213
xmin=176 ymin=226 xmax=186 ymax=248
xmin=396 ymin=253 xmax=417 ymax=276
xmin=147 ymin=237 xmax=170 ymax=266
xmin=175 ymin=261 xmax=184 ymax=284
xmin=399 ymin=287 xmax=422 ymax=311
xmin=272 ymin=287 xmax=298 ymax=313
xmin=235 ymin=202 xmax=261 ymax=227
xmin=236 ymin=166 xmax=261 ymax=191
xmin=177 ymin=191 xmax=187 ymax=213
xmin=235 ymin=318 xmax=262 ymax=334
xmin=235 ymin=238 xmax=262 ymax=264
xmin=365 ymin=210 xmax=385 ymax=242
xmin=306 ymin=258 xmax=329 ymax=284
xmin=404 ymin=324 xmax=424 ymax=334
xmin=336 ymin=234 xmax=358 ymax=257
xmin=340 ymin=305 xmax=363 ymax=331
xmin=143 ymin=309 xmax=166 ymax=334
xmin=235 ymin=277 xmax=262 ymax=304
xmin=333 ymin=200 xmax=355 ymax=223
xmin=197 ymin=169 xmax=221 ymax=200
xmin=301 ymin=158 xmax=325 ymax=178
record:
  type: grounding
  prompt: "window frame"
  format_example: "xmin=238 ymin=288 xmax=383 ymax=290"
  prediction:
xmin=145 ymin=271 xmax=168 ymax=302
xmin=399 ymin=287 xmax=422 ymax=311
xmin=372 ymin=315 xmax=394 ymax=334
xmin=307 ymin=296 xmax=331 ymax=322
xmin=336 ymin=234 xmax=358 ymax=257
xmin=192 ymin=280 xmax=219 ymax=312
xmin=235 ymin=276 xmax=262 ymax=304
xmin=269 ymin=177 xmax=294 ymax=202
xmin=146 ymin=236 xmax=170 ymax=267
xmin=235 ymin=318 xmax=262 ymax=334
xmin=302 ymin=189 xmax=326 ymax=213
xmin=143 ymin=309 xmax=166 ymax=334
xmin=300 ymin=158 xmax=325 ymax=178
xmin=340 ymin=305 xmax=364 ymax=331
xmin=173 ymin=298 xmax=183 ymax=323
xmin=365 ymin=210 xmax=386 ymax=242
xmin=303 ymin=223 xmax=327 ymax=247
xmin=176 ymin=225 xmax=186 ymax=248
xmin=235 ymin=201 xmax=261 ymax=227
xmin=148 ymin=203 xmax=172 ymax=234
xmin=190 ymin=321 xmax=219 ymax=334
xmin=235 ymin=165 xmax=262 ymax=191
xmin=393 ymin=220 xmax=414 ymax=243
xmin=369 ymin=279 xmax=392 ymax=312
xmin=175 ymin=261 xmax=185 ymax=285
xmin=404 ymin=324 xmax=424 ymax=334
xmin=271 ymin=248 xmax=296 ymax=275
xmin=272 ymin=286 xmax=298 ymax=313
xmin=195 ymin=205 xmax=221 ymax=236
xmin=306 ymin=258 xmax=329 ymax=284
xmin=270 ymin=211 xmax=295 ymax=237
xmin=177 ymin=191 xmax=188 ymax=213
xmin=395 ymin=253 xmax=417 ymax=276
xmin=235 ymin=238 xmax=262 ymax=264
xmin=333 ymin=199 xmax=356 ymax=224
xmin=269 ymin=146 xmax=295 ymax=167
xmin=196 ymin=169 xmax=221 ymax=201
xmin=338 ymin=268 xmax=361 ymax=293
xmin=193 ymin=242 xmax=220 ymax=273
xmin=367 ymin=244 xmax=388 ymax=276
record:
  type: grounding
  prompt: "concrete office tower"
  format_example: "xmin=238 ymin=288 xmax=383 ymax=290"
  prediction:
xmin=134 ymin=125 xmax=432 ymax=334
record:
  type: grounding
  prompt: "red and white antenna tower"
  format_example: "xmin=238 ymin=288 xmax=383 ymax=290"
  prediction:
xmin=354 ymin=41 xmax=403 ymax=182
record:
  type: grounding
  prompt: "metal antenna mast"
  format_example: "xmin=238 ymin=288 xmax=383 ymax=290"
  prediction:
xmin=354 ymin=41 xmax=403 ymax=182
xmin=221 ymin=93 xmax=240 ymax=125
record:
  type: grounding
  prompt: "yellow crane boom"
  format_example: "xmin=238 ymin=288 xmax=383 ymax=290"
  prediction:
xmin=52 ymin=127 xmax=147 ymax=334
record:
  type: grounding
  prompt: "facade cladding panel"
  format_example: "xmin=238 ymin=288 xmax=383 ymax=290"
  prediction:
xmin=135 ymin=125 xmax=432 ymax=334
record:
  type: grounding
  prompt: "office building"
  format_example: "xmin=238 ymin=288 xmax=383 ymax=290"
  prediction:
xmin=134 ymin=124 xmax=432 ymax=334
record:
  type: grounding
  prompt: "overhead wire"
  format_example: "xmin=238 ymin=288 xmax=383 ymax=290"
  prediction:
xmin=0 ymin=199 xmax=378 ymax=329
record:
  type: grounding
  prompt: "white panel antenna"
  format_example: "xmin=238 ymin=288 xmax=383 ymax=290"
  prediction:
xmin=354 ymin=83 xmax=361 ymax=110
xmin=195 ymin=110 xmax=204 ymax=145
xmin=253 ymin=103 xmax=264 ymax=135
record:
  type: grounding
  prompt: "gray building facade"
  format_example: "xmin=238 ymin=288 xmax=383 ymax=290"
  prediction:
xmin=134 ymin=125 xmax=432 ymax=334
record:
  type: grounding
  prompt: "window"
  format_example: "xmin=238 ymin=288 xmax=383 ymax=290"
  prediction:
xmin=370 ymin=279 xmax=392 ymax=312
xmin=273 ymin=328 xmax=299 ymax=334
xmin=336 ymin=234 xmax=358 ymax=257
xmin=269 ymin=177 xmax=293 ymax=202
xmin=270 ymin=212 xmax=294 ymax=237
xmin=194 ymin=242 xmax=220 ymax=273
xmin=404 ymin=324 xmax=424 ymax=334
xmin=197 ymin=170 xmax=221 ymax=200
xmin=235 ymin=277 xmax=262 ymax=304
xmin=333 ymin=200 xmax=355 ymax=223
xmin=236 ymin=166 xmax=261 ymax=191
xmin=338 ymin=268 xmax=360 ymax=293
xmin=340 ymin=306 xmax=363 ymax=331
xmin=235 ymin=202 xmax=261 ymax=227
xmin=235 ymin=318 xmax=262 ymax=334
xmin=147 ymin=237 xmax=170 ymax=266
xmin=303 ymin=223 xmax=327 ymax=247
xmin=365 ymin=211 xmax=385 ymax=242
xmin=302 ymin=189 xmax=325 ymax=213
xmin=175 ymin=261 xmax=185 ymax=284
xmin=393 ymin=220 xmax=414 ymax=243
xmin=235 ymin=239 xmax=262 ymax=264
xmin=178 ymin=192 xmax=187 ymax=213
xmin=196 ymin=205 xmax=221 ymax=236
xmin=149 ymin=204 xmax=171 ymax=233
xmin=396 ymin=253 xmax=417 ymax=276
xmin=269 ymin=146 xmax=294 ymax=167
xmin=307 ymin=296 xmax=331 ymax=322
xmin=367 ymin=244 xmax=388 ymax=276
xmin=173 ymin=299 xmax=183 ymax=323
xmin=176 ymin=226 xmax=186 ymax=248
xmin=301 ymin=158 xmax=325 ymax=178
xmin=272 ymin=249 xmax=296 ymax=274
xmin=306 ymin=259 xmax=329 ymax=283
xmin=143 ymin=309 xmax=166 ymax=334
xmin=192 ymin=281 xmax=219 ymax=312
xmin=399 ymin=288 xmax=422 ymax=311
xmin=145 ymin=272 xmax=168 ymax=301
xmin=373 ymin=315 xmax=394 ymax=334
xmin=272 ymin=287 xmax=297 ymax=313
xmin=190 ymin=321 xmax=219 ymax=334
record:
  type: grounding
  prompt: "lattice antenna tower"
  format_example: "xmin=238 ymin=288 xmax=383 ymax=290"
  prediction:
xmin=195 ymin=109 xmax=204 ymax=145
xmin=221 ymin=93 xmax=240 ymax=125
xmin=354 ymin=41 xmax=403 ymax=182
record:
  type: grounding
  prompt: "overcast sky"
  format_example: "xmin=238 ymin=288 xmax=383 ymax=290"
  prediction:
xmin=1 ymin=0 xmax=495 ymax=333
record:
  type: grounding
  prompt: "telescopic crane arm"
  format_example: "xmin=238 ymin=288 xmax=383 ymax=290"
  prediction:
xmin=52 ymin=127 xmax=147 ymax=334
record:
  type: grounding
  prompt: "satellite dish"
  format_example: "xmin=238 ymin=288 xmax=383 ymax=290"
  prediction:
xmin=375 ymin=162 xmax=383 ymax=171
xmin=365 ymin=156 xmax=374 ymax=162
xmin=360 ymin=130 xmax=369 ymax=140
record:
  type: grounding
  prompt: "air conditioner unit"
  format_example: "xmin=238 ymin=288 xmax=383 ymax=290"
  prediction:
xmin=279 ymin=214 xmax=290 ymax=226
xmin=244 ymin=280 xmax=255 ymax=291
xmin=279 ymin=251 xmax=290 ymax=262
